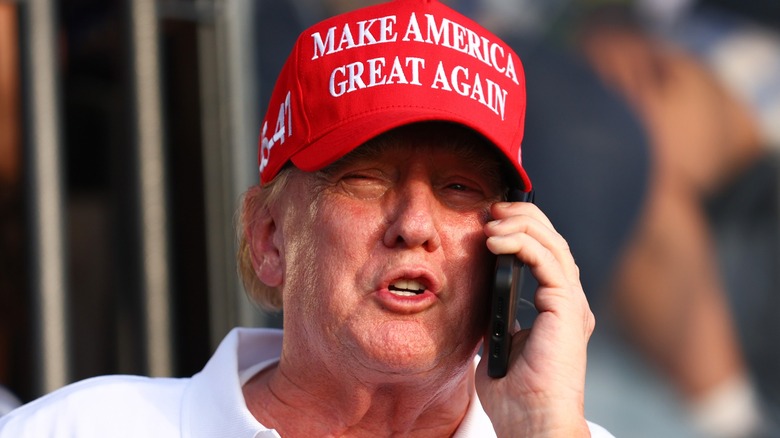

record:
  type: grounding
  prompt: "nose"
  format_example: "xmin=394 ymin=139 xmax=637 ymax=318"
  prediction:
xmin=382 ymin=179 xmax=442 ymax=252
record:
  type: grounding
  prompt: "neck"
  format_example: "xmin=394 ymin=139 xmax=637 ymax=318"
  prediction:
xmin=242 ymin=357 xmax=475 ymax=437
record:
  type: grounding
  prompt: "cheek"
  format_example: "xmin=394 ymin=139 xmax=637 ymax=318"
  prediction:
xmin=282 ymin=199 xmax=382 ymax=305
xmin=447 ymin=213 xmax=492 ymax=265
xmin=317 ymin=201 xmax=384 ymax=262
xmin=443 ymin=218 xmax=494 ymax=310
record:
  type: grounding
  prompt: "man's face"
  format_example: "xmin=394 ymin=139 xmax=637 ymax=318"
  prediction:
xmin=273 ymin=124 xmax=504 ymax=379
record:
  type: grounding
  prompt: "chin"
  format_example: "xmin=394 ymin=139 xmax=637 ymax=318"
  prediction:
xmin=355 ymin=320 xmax=477 ymax=376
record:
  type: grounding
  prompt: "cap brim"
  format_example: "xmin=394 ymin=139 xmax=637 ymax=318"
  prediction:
xmin=290 ymin=108 xmax=531 ymax=191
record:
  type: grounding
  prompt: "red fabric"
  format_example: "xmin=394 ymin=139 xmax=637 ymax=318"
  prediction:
xmin=258 ymin=0 xmax=530 ymax=191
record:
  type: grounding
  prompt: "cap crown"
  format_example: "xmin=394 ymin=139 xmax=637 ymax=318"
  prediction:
xmin=258 ymin=0 xmax=530 ymax=190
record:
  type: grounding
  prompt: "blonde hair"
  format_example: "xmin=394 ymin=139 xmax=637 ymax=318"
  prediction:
xmin=236 ymin=167 xmax=294 ymax=311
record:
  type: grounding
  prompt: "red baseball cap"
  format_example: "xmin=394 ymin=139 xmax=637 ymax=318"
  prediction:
xmin=258 ymin=0 xmax=531 ymax=191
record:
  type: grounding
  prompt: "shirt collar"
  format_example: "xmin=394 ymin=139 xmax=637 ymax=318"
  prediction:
xmin=180 ymin=327 xmax=496 ymax=437
xmin=181 ymin=327 xmax=284 ymax=438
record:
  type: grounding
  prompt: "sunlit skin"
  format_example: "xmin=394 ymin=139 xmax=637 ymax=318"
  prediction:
xmin=282 ymin=146 xmax=499 ymax=379
xmin=243 ymin=125 xmax=595 ymax=437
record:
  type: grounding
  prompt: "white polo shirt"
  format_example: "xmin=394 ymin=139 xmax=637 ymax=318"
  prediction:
xmin=0 ymin=328 xmax=613 ymax=437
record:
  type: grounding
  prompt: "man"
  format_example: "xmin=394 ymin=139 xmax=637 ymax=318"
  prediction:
xmin=0 ymin=1 xmax=609 ymax=436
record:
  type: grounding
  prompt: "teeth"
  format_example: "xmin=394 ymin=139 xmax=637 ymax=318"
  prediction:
xmin=390 ymin=290 xmax=418 ymax=297
xmin=389 ymin=279 xmax=425 ymax=294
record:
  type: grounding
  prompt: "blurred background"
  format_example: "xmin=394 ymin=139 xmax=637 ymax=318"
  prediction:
xmin=1 ymin=0 xmax=779 ymax=436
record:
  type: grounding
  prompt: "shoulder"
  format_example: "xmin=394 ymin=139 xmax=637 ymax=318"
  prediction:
xmin=0 ymin=375 xmax=189 ymax=437
xmin=588 ymin=420 xmax=616 ymax=438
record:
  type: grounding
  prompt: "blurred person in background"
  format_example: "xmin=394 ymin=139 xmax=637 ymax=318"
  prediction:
xmin=577 ymin=2 xmax=780 ymax=437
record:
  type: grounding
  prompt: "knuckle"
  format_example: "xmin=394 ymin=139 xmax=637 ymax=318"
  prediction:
xmin=584 ymin=310 xmax=596 ymax=337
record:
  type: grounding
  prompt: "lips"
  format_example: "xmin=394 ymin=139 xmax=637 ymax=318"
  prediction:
xmin=375 ymin=269 xmax=440 ymax=313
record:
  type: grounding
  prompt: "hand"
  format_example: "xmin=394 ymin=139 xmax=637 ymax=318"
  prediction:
xmin=475 ymin=201 xmax=595 ymax=437
xmin=580 ymin=26 xmax=759 ymax=194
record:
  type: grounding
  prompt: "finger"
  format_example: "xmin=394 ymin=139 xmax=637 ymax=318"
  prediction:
xmin=485 ymin=203 xmax=590 ymax=330
xmin=490 ymin=202 xmax=556 ymax=233
xmin=485 ymin=215 xmax=579 ymax=283
xmin=486 ymin=231 xmax=577 ymax=290
xmin=487 ymin=235 xmax=590 ymax=336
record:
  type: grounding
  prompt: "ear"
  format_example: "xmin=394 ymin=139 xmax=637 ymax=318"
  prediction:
xmin=245 ymin=204 xmax=283 ymax=288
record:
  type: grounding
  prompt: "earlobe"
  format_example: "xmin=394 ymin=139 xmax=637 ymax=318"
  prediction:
xmin=246 ymin=206 xmax=283 ymax=287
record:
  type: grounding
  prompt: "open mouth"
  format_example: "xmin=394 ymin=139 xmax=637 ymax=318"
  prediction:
xmin=388 ymin=279 xmax=426 ymax=297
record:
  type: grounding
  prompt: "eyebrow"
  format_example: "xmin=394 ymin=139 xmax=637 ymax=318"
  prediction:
xmin=328 ymin=128 xmax=504 ymax=176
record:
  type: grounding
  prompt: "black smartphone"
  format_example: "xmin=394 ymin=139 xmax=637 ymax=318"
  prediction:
xmin=487 ymin=189 xmax=534 ymax=378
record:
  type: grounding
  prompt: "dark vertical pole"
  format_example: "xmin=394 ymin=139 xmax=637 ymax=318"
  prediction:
xmin=128 ymin=0 xmax=174 ymax=377
xmin=23 ymin=0 xmax=71 ymax=395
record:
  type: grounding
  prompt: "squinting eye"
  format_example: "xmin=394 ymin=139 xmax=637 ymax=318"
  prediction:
xmin=342 ymin=173 xmax=380 ymax=184
xmin=437 ymin=174 xmax=503 ymax=211
xmin=447 ymin=183 xmax=470 ymax=192
xmin=439 ymin=181 xmax=495 ymax=208
xmin=338 ymin=172 xmax=390 ymax=199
